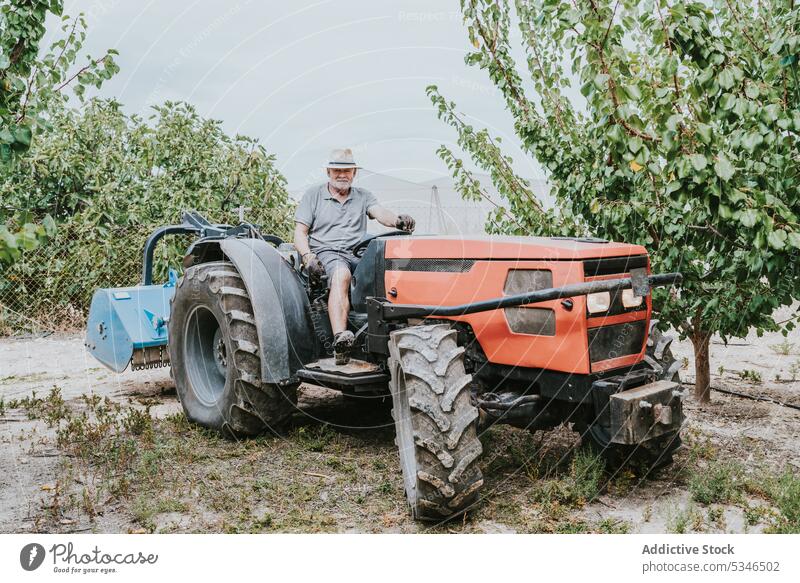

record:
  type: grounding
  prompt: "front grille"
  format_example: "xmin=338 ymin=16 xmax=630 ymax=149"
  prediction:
xmin=385 ymin=258 xmax=475 ymax=272
xmin=587 ymin=320 xmax=647 ymax=363
xmin=583 ymin=255 xmax=648 ymax=277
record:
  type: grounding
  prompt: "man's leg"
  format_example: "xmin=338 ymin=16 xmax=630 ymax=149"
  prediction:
xmin=316 ymin=251 xmax=356 ymax=364
xmin=327 ymin=267 xmax=351 ymax=335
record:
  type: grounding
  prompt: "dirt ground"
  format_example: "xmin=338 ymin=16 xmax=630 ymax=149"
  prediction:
xmin=1 ymin=315 xmax=799 ymax=533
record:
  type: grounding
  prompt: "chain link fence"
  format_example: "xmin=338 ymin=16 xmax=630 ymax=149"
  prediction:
xmin=0 ymin=228 xmax=195 ymax=337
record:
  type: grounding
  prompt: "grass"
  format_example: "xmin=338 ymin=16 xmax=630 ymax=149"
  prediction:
xmin=7 ymin=387 xmax=409 ymax=532
xmin=766 ymin=470 xmax=800 ymax=533
xmin=736 ymin=369 xmax=763 ymax=383
xmin=476 ymin=427 xmax=629 ymax=533
xmin=0 ymin=386 xmax=69 ymax=425
xmin=596 ymin=518 xmax=630 ymax=533
xmin=707 ymin=505 xmax=726 ymax=530
xmin=683 ymin=456 xmax=800 ymax=533
xmin=528 ymin=449 xmax=605 ymax=508
xmin=20 ymin=389 xmax=618 ymax=532
xmin=0 ymin=389 xmax=654 ymax=533
xmin=132 ymin=495 xmax=190 ymax=531
xmin=4 ymin=386 xmax=798 ymax=534
xmin=769 ymin=339 xmax=795 ymax=356
xmin=789 ymin=361 xmax=800 ymax=382
xmin=689 ymin=460 xmax=745 ymax=505
xmin=667 ymin=503 xmax=705 ymax=533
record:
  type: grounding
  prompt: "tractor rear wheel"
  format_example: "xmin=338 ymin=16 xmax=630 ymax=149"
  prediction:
xmin=168 ymin=261 xmax=297 ymax=438
xmin=388 ymin=323 xmax=484 ymax=521
xmin=577 ymin=321 xmax=682 ymax=470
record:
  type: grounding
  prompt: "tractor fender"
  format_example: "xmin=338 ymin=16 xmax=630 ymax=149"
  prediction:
xmin=218 ymin=238 xmax=315 ymax=384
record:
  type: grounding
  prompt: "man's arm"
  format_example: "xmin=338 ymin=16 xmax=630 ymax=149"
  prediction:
xmin=294 ymin=221 xmax=326 ymax=283
xmin=367 ymin=205 xmax=399 ymax=228
xmin=294 ymin=222 xmax=313 ymax=259
xmin=369 ymin=205 xmax=416 ymax=232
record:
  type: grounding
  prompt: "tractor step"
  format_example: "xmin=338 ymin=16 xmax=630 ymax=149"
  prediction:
xmin=297 ymin=358 xmax=388 ymax=391
xmin=305 ymin=358 xmax=381 ymax=376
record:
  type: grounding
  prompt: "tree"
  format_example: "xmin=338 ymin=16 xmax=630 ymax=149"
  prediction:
xmin=0 ymin=216 xmax=53 ymax=266
xmin=429 ymin=0 xmax=800 ymax=402
xmin=0 ymin=0 xmax=118 ymax=261
xmin=0 ymin=98 xmax=294 ymax=324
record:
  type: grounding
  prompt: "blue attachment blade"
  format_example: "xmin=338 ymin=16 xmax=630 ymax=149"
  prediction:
xmin=85 ymin=283 xmax=175 ymax=372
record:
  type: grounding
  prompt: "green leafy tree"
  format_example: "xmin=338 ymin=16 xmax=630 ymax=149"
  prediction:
xmin=1 ymin=0 xmax=118 ymax=262
xmin=0 ymin=215 xmax=53 ymax=266
xmin=429 ymin=0 xmax=800 ymax=402
xmin=0 ymin=98 xmax=294 ymax=326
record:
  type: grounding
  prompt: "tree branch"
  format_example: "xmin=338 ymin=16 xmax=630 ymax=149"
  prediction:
xmin=448 ymin=105 xmax=544 ymax=214
xmin=469 ymin=1 xmax=537 ymax=127
xmin=600 ymin=0 xmax=619 ymax=51
xmin=591 ymin=41 xmax=661 ymax=142
xmin=54 ymin=55 xmax=107 ymax=93
xmin=724 ymin=0 xmax=767 ymax=57
xmin=520 ymin=21 xmax=566 ymax=130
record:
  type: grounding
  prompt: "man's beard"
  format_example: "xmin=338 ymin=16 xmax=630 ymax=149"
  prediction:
xmin=329 ymin=177 xmax=352 ymax=190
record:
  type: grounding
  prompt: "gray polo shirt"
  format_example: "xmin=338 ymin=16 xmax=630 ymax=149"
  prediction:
xmin=295 ymin=183 xmax=380 ymax=252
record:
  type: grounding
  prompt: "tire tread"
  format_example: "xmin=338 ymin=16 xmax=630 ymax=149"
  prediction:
xmin=388 ymin=323 xmax=484 ymax=521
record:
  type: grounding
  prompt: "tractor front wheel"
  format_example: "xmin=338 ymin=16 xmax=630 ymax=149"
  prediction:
xmin=168 ymin=261 xmax=297 ymax=438
xmin=388 ymin=323 xmax=484 ymax=521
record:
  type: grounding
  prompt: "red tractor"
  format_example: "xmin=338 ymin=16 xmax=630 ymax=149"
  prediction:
xmin=86 ymin=212 xmax=684 ymax=521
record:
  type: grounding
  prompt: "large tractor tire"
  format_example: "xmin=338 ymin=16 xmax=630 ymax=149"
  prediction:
xmin=643 ymin=319 xmax=682 ymax=383
xmin=168 ymin=261 xmax=297 ymax=438
xmin=388 ymin=323 xmax=484 ymax=521
xmin=577 ymin=321 xmax=683 ymax=470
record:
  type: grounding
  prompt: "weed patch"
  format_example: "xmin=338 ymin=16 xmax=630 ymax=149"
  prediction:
xmin=689 ymin=460 xmax=745 ymax=505
xmin=765 ymin=470 xmax=800 ymax=533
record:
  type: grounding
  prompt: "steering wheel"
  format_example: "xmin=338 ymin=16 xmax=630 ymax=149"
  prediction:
xmin=351 ymin=230 xmax=410 ymax=258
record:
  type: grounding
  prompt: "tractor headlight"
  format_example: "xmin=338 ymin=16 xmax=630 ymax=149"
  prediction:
xmin=586 ymin=291 xmax=611 ymax=314
xmin=621 ymin=288 xmax=644 ymax=308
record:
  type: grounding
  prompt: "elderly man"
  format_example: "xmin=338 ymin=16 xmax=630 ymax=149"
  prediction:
xmin=294 ymin=148 xmax=415 ymax=364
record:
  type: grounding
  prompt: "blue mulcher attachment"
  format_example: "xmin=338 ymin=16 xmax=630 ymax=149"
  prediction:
xmin=84 ymin=210 xmax=241 ymax=373
xmin=85 ymin=270 xmax=177 ymax=372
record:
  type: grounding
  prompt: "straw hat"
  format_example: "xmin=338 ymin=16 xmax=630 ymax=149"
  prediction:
xmin=324 ymin=148 xmax=360 ymax=169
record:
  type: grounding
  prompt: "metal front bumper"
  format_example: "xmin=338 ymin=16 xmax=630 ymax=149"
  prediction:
xmin=608 ymin=380 xmax=685 ymax=444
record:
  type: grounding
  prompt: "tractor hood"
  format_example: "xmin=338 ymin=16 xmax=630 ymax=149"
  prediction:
xmin=383 ymin=235 xmax=647 ymax=261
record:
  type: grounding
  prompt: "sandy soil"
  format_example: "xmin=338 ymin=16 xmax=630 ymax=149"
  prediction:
xmin=1 ymin=320 xmax=798 ymax=533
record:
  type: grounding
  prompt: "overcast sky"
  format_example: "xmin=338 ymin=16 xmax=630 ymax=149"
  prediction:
xmin=57 ymin=0 xmax=545 ymax=191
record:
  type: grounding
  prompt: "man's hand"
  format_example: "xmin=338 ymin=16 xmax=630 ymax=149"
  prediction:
xmin=303 ymin=252 xmax=326 ymax=284
xmin=395 ymin=214 xmax=416 ymax=232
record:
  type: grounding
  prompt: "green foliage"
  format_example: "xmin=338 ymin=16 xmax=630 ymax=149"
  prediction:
xmin=0 ymin=214 xmax=54 ymax=266
xmin=737 ymin=368 xmax=763 ymax=383
xmin=0 ymin=99 xmax=294 ymax=324
xmin=530 ymin=449 xmax=605 ymax=507
xmin=0 ymin=0 xmax=118 ymax=161
xmin=689 ymin=460 xmax=745 ymax=505
xmin=768 ymin=469 xmax=800 ymax=533
xmin=1 ymin=1 xmax=118 ymax=262
xmin=770 ymin=339 xmax=794 ymax=355
xmin=430 ymin=0 xmax=800 ymax=392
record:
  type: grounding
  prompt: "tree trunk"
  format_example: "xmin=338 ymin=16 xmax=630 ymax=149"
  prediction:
xmin=691 ymin=330 xmax=712 ymax=404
